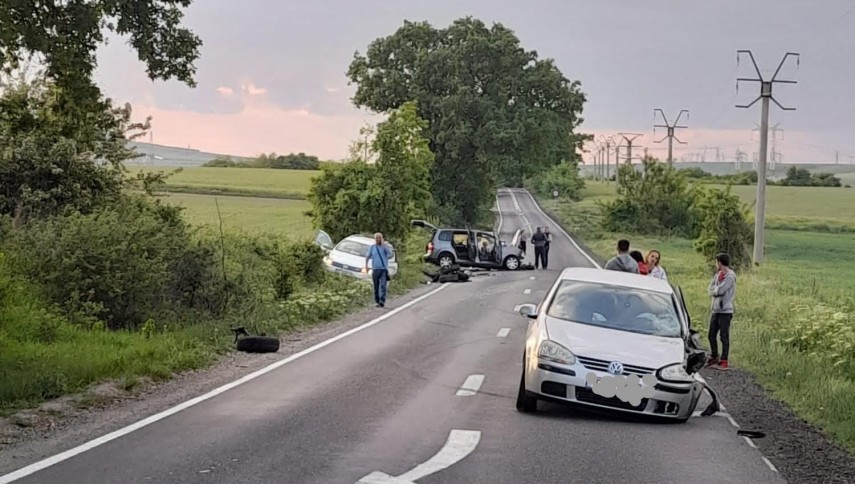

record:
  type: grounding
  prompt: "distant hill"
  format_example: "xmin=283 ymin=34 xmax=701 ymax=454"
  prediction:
xmin=125 ymin=141 xmax=253 ymax=167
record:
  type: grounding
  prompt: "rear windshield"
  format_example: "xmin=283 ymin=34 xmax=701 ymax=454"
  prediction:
xmin=546 ymin=280 xmax=682 ymax=338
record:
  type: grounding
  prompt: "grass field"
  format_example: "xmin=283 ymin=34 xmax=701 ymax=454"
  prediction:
xmin=541 ymin=179 xmax=855 ymax=453
xmin=161 ymin=193 xmax=314 ymax=239
xmin=127 ymin=166 xmax=321 ymax=199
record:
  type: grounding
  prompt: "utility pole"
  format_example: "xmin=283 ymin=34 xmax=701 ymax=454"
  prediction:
xmin=599 ymin=136 xmax=615 ymax=183
xmin=618 ymin=133 xmax=643 ymax=165
xmin=736 ymin=50 xmax=800 ymax=265
xmin=653 ymin=109 xmax=689 ymax=165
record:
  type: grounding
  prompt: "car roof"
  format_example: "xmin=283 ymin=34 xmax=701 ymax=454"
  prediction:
xmin=557 ymin=267 xmax=674 ymax=294
xmin=341 ymin=235 xmax=395 ymax=248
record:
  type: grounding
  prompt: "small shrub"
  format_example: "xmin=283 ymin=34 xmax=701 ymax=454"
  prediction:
xmin=774 ymin=303 xmax=855 ymax=371
xmin=525 ymin=162 xmax=586 ymax=201
xmin=692 ymin=185 xmax=754 ymax=270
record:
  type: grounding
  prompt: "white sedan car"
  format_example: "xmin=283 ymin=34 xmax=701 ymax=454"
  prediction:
xmin=313 ymin=230 xmax=399 ymax=281
xmin=515 ymin=267 xmax=708 ymax=423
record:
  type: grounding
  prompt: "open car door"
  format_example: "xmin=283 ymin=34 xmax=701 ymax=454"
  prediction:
xmin=313 ymin=230 xmax=334 ymax=253
xmin=467 ymin=228 xmax=477 ymax=262
xmin=411 ymin=219 xmax=438 ymax=232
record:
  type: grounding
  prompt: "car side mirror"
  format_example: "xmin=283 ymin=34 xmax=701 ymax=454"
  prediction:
xmin=686 ymin=350 xmax=707 ymax=375
xmin=518 ymin=303 xmax=538 ymax=319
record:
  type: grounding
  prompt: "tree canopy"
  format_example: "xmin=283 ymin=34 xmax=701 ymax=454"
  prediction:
xmin=0 ymin=0 xmax=201 ymax=110
xmin=347 ymin=17 xmax=588 ymax=224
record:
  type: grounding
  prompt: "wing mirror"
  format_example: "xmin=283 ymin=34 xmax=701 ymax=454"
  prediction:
xmin=518 ymin=303 xmax=538 ymax=319
xmin=686 ymin=350 xmax=707 ymax=375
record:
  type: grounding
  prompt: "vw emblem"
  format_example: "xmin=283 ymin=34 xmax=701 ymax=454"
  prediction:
xmin=607 ymin=361 xmax=624 ymax=375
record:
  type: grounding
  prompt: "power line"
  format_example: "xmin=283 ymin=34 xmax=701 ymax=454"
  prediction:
xmin=653 ymin=109 xmax=689 ymax=166
xmin=735 ymin=49 xmax=800 ymax=266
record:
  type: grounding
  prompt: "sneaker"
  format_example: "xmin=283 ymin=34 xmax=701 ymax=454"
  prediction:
xmin=714 ymin=359 xmax=729 ymax=370
xmin=705 ymin=357 xmax=720 ymax=368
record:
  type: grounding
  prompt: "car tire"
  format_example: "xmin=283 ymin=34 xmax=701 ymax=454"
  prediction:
xmin=516 ymin=356 xmax=538 ymax=413
xmin=504 ymin=256 xmax=520 ymax=271
xmin=236 ymin=336 xmax=280 ymax=354
xmin=438 ymin=252 xmax=455 ymax=269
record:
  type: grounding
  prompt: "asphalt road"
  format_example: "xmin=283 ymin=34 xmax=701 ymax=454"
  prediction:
xmin=1 ymin=188 xmax=785 ymax=484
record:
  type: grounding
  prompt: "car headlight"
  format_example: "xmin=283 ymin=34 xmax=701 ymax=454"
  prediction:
xmin=537 ymin=340 xmax=576 ymax=365
xmin=323 ymin=257 xmax=332 ymax=266
xmin=656 ymin=363 xmax=693 ymax=383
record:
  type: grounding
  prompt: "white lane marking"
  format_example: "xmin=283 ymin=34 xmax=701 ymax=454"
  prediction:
xmin=523 ymin=289 xmax=531 ymax=294
xmin=513 ymin=304 xmax=522 ymax=312
xmin=691 ymin=411 xmax=731 ymax=419
xmin=529 ymin=276 xmax=536 ymax=280
xmin=510 ymin=190 xmax=521 ymax=212
xmin=497 ymin=328 xmax=511 ymax=338
xmin=743 ymin=436 xmax=757 ymax=449
xmin=762 ymin=456 xmax=779 ymax=473
xmin=513 ymin=188 xmax=601 ymax=268
xmin=726 ymin=415 xmax=741 ymax=428
xmin=357 ymin=430 xmax=482 ymax=483
xmin=456 ymin=375 xmax=485 ymax=396
xmin=0 ymin=285 xmax=450 ymax=484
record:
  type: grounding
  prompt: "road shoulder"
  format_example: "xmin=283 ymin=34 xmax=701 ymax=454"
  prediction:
xmin=0 ymin=282 xmax=442 ymax=475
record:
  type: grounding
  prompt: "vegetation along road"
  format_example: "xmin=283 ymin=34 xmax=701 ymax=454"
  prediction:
xmin=1 ymin=2 xmax=855 ymax=483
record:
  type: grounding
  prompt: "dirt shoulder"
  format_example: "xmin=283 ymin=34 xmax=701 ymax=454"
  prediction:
xmin=0 ymin=282 xmax=440 ymax=476
xmin=702 ymin=367 xmax=855 ymax=484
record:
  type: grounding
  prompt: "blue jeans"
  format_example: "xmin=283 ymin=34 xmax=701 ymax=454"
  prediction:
xmin=372 ymin=269 xmax=388 ymax=305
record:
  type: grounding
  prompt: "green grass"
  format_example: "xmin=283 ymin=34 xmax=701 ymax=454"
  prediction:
xmin=541 ymin=181 xmax=855 ymax=453
xmin=127 ymin=166 xmax=320 ymax=199
xmin=159 ymin=192 xmax=315 ymax=239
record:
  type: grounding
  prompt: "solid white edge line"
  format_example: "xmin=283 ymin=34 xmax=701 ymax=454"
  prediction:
xmin=762 ymin=456 xmax=779 ymax=473
xmin=0 ymin=284 xmax=450 ymax=484
xmin=496 ymin=328 xmax=511 ymax=338
xmin=514 ymin=188 xmax=602 ymax=268
xmin=743 ymin=436 xmax=757 ymax=449
xmin=456 ymin=375 xmax=485 ymax=396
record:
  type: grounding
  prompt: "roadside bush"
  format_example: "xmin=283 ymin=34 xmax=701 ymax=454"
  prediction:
xmin=692 ymin=185 xmax=754 ymax=270
xmin=774 ymin=303 xmax=855 ymax=372
xmin=600 ymin=157 xmax=698 ymax=237
xmin=525 ymin=162 xmax=585 ymax=201
xmin=4 ymin=195 xmax=230 ymax=330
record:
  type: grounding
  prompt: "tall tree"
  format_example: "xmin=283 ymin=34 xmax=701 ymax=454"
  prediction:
xmin=0 ymin=0 xmax=201 ymax=112
xmin=347 ymin=17 xmax=587 ymax=224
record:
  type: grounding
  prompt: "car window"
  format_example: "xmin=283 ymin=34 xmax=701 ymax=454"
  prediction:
xmin=335 ymin=240 xmax=371 ymax=257
xmin=452 ymin=232 xmax=468 ymax=245
xmin=546 ymin=280 xmax=682 ymax=338
xmin=438 ymin=231 xmax=453 ymax=242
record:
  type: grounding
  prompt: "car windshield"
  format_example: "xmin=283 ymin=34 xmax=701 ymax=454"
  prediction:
xmin=546 ymin=280 xmax=682 ymax=338
xmin=335 ymin=240 xmax=371 ymax=257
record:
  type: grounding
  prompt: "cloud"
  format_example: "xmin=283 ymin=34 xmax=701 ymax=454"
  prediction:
xmin=216 ymin=86 xmax=234 ymax=96
xmin=133 ymin=96 xmax=382 ymax=160
xmin=241 ymin=83 xmax=268 ymax=96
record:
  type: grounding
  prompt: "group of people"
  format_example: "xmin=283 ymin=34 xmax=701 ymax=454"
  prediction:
xmin=519 ymin=227 xmax=552 ymax=270
xmin=604 ymin=238 xmax=736 ymax=370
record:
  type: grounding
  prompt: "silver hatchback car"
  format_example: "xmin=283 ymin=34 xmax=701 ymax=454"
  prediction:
xmin=515 ymin=267 xmax=708 ymax=423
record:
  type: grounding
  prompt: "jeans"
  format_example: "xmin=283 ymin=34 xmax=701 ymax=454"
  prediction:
xmin=708 ymin=312 xmax=733 ymax=360
xmin=534 ymin=246 xmax=546 ymax=269
xmin=543 ymin=244 xmax=550 ymax=268
xmin=372 ymin=269 xmax=388 ymax=305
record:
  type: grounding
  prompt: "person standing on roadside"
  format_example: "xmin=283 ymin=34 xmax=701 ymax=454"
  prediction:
xmin=630 ymin=250 xmax=649 ymax=275
xmin=647 ymin=250 xmax=668 ymax=281
xmin=518 ymin=230 xmax=528 ymax=258
xmin=365 ymin=232 xmax=393 ymax=308
xmin=542 ymin=227 xmax=552 ymax=269
xmin=531 ymin=227 xmax=547 ymax=270
xmin=604 ymin=239 xmax=639 ymax=273
xmin=707 ymin=252 xmax=736 ymax=370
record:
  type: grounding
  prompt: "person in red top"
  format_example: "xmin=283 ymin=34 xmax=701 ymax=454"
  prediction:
xmin=629 ymin=250 xmax=649 ymax=275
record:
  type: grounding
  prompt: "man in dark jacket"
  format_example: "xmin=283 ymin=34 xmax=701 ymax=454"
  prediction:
xmin=531 ymin=227 xmax=547 ymax=270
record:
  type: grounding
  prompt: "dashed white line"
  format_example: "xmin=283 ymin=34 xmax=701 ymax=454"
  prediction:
xmin=456 ymin=375 xmax=485 ymax=396
xmin=497 ymin=328 xmax=511 ymax=338
xmin=529 ymin=276 xmax=536 ymax=280
xmin=513 ymin=304 xmax=522 ymax=312
xmin=523 ymin=289 xmax=531 ymax=294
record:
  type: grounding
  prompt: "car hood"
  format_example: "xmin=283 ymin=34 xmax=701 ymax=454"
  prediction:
xmin=545 ymin=316 xmax=685 ymax=369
